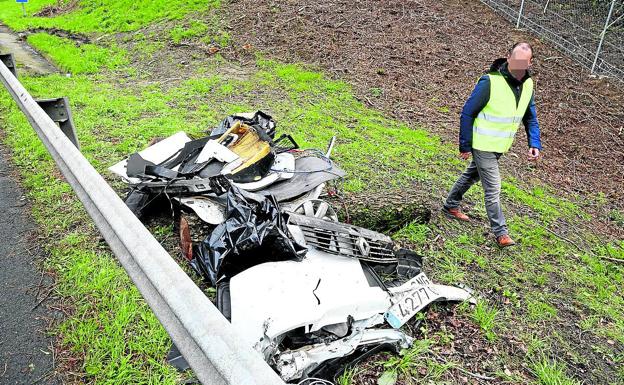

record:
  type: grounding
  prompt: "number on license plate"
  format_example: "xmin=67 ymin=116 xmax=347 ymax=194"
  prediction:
xmin=385 ymin=273 xmax=442 ymax=328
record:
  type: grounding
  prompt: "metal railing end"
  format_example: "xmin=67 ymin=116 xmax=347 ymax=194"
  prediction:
xmin=0 ymin=53 xmax=17 ymax=77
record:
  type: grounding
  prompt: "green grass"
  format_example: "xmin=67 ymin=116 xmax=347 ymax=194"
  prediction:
xmin=379 ymin=340 xmax=432 ymax=382
xmin=531 ymin=358 xmax=581 ymax=385
xmin=0 ymin=0 xmax=221 ymax=33
xmin=376 ymin=338 xmax=458 ymax=384
xmin=56 ymin=236 xmax=177 ymax=383
xmin=573 ymin=248 xmax=624 ymax=343
xmin=471 ymin=301 xmax=499 ymax=341
xmin=608 ymin=208 xmax=624 ymax=227
xmin=336 ymin=367 xmax=360 ymax=385
xmin=502 ymin=180 xmax=586 ymax=223
xmin=170 ymin=18 xmax=230 ymax=47
xmin=394 ymin=223 xmax=431 ymax=247
xmin=526 ymin=298 xmax=558 ymax=321
xmin=170 ymin=21 xmax=209 ymax=44
xmin=27 ymin=33 xmax=127 ymax=74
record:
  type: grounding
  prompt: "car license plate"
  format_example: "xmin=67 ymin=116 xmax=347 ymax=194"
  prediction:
xmin=385 ymin=273 xmax=442 ymax=328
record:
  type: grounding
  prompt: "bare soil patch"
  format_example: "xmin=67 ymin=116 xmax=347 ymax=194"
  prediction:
xmin=34 ymin=0 xmax=80 ymax=18
xmin=224 ymin=0 xmax=624 ymax=215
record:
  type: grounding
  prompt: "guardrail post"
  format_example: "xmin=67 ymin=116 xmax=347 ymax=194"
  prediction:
xmin=36 ymin=97 xmax=80 ymax=150
xmin=0 ymin=53 xmax=17 ymax=77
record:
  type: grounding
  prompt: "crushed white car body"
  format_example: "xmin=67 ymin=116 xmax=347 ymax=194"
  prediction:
xmin=276 ymin=327 xmax=413 ymax=381
xmin=109 ymin=112 xmax=478 ymax=383
xmin=229 ymin=216 xmax=475 ymax=381
xmin=229 ymin=249 xmax=393 ymax=355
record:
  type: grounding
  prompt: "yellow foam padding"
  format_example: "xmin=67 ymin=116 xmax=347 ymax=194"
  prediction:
xmin=227 ymin=123 xmax=272 ymax=175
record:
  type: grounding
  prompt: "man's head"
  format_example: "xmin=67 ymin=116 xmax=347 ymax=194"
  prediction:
xmin=507 ymin=42 xmax=533 ymax=71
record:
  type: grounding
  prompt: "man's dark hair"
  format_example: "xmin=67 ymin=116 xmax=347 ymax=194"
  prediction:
xmin=510 ymin=42 xmax=534 ymax=57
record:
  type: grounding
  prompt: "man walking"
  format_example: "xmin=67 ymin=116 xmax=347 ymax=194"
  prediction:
xmin=443 ymin=42 xmax=542 ymax=247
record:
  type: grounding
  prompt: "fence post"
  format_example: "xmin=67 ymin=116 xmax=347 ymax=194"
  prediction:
xmin=542 ymin=0 xmax=550 ymax=14
xmin=516 ymin=0 xmax=526 ymax=28
xmin=591 ymin=0 xmax=616 ymax=74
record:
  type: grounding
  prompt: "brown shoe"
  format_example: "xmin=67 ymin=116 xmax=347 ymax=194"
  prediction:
xmin=496 ymin=234 xmax=516 ymax=248
xmin=443 ymin=207 xmax=470 ymax=222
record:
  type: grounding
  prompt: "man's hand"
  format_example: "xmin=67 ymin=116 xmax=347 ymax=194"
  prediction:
xmin=460 ymin=151 xmax=471 ymax=160
xmin=528 ymin=147 xmax=540 ymax=161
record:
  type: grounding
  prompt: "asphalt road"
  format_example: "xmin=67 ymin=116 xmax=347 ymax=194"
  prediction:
xmin=0 ymin=25 xmax=57 ymax=75
xmin=0 ymin=144 xmax=57 ymax=384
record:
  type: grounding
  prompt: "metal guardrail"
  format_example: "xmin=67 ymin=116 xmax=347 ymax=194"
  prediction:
xmin=0 ymin=57 xmax=286 ymax=385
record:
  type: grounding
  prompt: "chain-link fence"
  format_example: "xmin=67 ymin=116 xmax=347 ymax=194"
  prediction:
xmin=479 ymin=0 xmax=624 ymax=82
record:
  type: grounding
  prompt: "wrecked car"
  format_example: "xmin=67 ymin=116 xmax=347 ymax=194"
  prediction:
xmin=109 ymin=111 xmax=475 ymax=383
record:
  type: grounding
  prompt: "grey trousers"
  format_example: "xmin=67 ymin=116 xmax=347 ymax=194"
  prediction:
xmin=444 ymin=149 xmax=507 ymax=237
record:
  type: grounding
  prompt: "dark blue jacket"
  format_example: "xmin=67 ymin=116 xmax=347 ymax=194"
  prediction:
xmin=459 ymin=59 xmax=542 ymax=153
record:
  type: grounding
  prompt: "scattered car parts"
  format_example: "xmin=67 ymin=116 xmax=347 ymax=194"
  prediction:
xmin=192 ymin=186 xmax=307 ymax=286
xmin=110 ymin=111 xmax=476 ymax=383
xmin=276 ymin=327 xmax=413 ymax=382
xmin=287 ymin=212 xmax=397 ymax=264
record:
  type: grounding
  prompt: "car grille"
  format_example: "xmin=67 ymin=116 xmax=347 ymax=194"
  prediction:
xmin=287 ymin=213 xmax=396 ymax=263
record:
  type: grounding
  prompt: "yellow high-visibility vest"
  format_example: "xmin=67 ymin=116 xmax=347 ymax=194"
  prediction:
xmin=472 ymin=73 xmax=534 ymax=153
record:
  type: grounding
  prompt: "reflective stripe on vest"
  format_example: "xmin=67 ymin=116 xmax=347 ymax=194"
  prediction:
xmin=477 ymin=112 xmax=523 ymax=124
xmin=472 ymin=73 xmax=534 ymax=153
xmin=473 ymin=126 xmax=516 ymax=138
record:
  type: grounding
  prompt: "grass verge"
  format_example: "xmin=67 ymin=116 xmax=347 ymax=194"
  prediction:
xmin=0 ymin=0 xmax=221 ymax=33
xmin=27 ymin=32 xmax=127 ymax=74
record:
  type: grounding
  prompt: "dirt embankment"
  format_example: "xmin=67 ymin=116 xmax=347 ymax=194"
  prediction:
xmin=224 ymin=0 xmax=624 ymax=216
